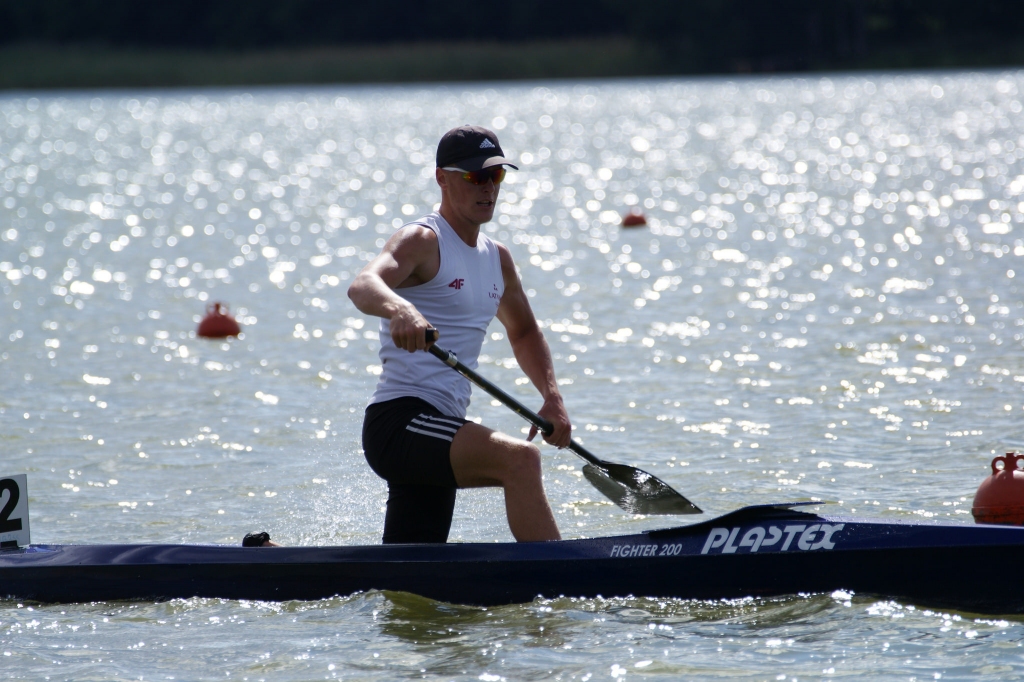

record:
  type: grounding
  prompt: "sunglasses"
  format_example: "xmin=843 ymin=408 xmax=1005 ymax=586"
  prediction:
xmin=442 ymin=166 xmax=507 ymax=186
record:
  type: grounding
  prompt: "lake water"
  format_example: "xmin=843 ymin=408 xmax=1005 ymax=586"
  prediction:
xmin=2 ymin=71 xmax=1024 ymax=679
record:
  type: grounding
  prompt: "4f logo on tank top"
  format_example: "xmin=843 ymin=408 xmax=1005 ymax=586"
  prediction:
xmin=448 ymin=278 xmax=465 ymax=290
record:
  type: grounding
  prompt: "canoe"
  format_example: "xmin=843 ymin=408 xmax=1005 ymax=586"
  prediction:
xmin=2 ymin=503 xmax=1021 ymax=613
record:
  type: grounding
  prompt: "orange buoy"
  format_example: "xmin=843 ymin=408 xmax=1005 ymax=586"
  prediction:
xmin=621 ymin=210 xmax=647 ymax=228
xmin=197 ymin=302 xmax=241 ymax=339
xmin=972 ymin=452 xmax=1024 ymax=525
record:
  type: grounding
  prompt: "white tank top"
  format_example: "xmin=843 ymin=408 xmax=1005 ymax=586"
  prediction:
xmin=370 ymin=213 xmax=505 ymax=418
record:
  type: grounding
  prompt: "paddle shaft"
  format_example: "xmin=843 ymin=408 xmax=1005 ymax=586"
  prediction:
xmin=423 ymin=329 xmax=702 ymax=515
xmin=426 ymin=343 xmax=606 ymax=468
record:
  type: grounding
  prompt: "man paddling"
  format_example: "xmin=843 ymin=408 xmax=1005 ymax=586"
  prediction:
xmin=347 ymin=125 xmax=570 ymax=544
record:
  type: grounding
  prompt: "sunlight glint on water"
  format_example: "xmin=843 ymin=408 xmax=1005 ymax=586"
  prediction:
xmin=2 ymin=73 xmax=1024 ymax=678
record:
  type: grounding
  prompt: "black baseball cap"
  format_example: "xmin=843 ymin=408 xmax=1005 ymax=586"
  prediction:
xmin=435 ymin=125 xmax=519 ymax=171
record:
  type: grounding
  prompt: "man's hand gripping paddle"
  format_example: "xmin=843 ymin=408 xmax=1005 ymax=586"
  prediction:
xmin=424 ymin=329 xmax=701 ymax=515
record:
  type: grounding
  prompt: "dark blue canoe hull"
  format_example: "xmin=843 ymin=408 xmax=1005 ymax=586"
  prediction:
xmin=3 ymin=505 xmax=1022 ymax=613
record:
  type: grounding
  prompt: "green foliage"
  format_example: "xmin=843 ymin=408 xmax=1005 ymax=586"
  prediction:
xmin=0 ymin=40 xmax=652 ymax=90
xmin=0 ymin=0 xmax=1022 ymax=87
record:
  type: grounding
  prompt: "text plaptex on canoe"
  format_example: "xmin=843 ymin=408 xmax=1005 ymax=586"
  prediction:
xmin=608 ymin=523 xmax=845 ymax=558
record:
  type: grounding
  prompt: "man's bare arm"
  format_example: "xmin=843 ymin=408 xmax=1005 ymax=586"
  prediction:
xmin=347 ymin=226 xmax=440 ymax=352
xmin=495 ymin=244 xmax=572 ymax=448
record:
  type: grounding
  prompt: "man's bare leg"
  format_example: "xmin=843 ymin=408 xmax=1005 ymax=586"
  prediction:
xmin=450 ymin=422 xmax=561 ymax=542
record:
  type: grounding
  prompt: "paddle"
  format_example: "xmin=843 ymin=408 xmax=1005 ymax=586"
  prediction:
xmin=424 ymin=330 xmax=701 ymax=515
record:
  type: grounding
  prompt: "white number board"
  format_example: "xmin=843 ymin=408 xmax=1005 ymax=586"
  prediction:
xmin=0 ymin=474 xmax=30 ymax=548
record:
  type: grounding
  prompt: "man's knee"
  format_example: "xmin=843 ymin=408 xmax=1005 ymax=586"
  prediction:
xmin=506 ymin=440 xmax=543 ymax=480
xmin=450 ymin=426 xmax=545 ymax=488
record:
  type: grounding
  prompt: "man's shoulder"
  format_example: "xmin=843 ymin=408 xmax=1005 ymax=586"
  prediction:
xmin=385 ymin=219 xmax=439 ymax=263
xmin=490 ymin=238 xmax=511 ymax=257
xmin=491 ymin=239 xmax=517 ymax=275
xmin=392 ymin=218 xmax=439 ymax=242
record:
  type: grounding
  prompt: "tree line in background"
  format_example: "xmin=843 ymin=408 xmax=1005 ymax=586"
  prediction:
xmin=1 ymin=0 xmax=1022 ymax=78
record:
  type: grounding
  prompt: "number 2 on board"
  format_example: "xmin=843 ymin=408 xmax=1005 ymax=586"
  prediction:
xmin=0 ymin=474 xmax=30 ymax=548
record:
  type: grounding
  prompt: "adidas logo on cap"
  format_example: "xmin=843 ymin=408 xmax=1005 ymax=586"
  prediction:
xmin=479 ymin=139 xmax=496 ymax=149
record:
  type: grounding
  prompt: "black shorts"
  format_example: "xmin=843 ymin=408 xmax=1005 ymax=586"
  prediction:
xmin=362 ymin=397 xmax=468 ymax=544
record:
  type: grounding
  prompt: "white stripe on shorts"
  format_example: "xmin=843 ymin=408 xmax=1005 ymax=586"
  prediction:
xmin=405 ymin=425 xmax=454 ymax=442
xmin=405 ymin=413 xmax=464 ymax=442
xmin=410 ymin=416 xmax=461 ymax=434
xmin=417 ymin=413 xmax=465 ymax=429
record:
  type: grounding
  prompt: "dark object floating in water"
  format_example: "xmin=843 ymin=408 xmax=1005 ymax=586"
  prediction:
xmin=197 ymin=302 xmax=241 ymax=338
xmin=621 ymin=211 xmax=647 ymax=227
xmin=973 ymin=452 xmax=1024 ymax=525
xmin=4 ymin=503 xmax=1024 ymax=613
xmin=242 ymin=532 xmax=278 ymax=547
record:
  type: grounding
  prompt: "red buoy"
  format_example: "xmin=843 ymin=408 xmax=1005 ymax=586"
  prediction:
xmin=197 ymin=302 xmax=241 ymax=338
xmin=621 ymin=210 xmax=647 ymax=228
xmin=972 ymin=452 xmax=1024 ymax=525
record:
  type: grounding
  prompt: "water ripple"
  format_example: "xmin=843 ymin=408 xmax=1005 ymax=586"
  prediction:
xmin=3 ymin=72 xmax=1024 ymax=678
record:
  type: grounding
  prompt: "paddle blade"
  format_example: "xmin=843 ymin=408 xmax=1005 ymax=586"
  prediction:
xmin=582 ymin=463 xmax=702 ymax=515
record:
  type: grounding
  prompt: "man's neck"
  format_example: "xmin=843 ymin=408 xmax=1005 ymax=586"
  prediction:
xmin=438 ymin=205 xmax=481 ymax=247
